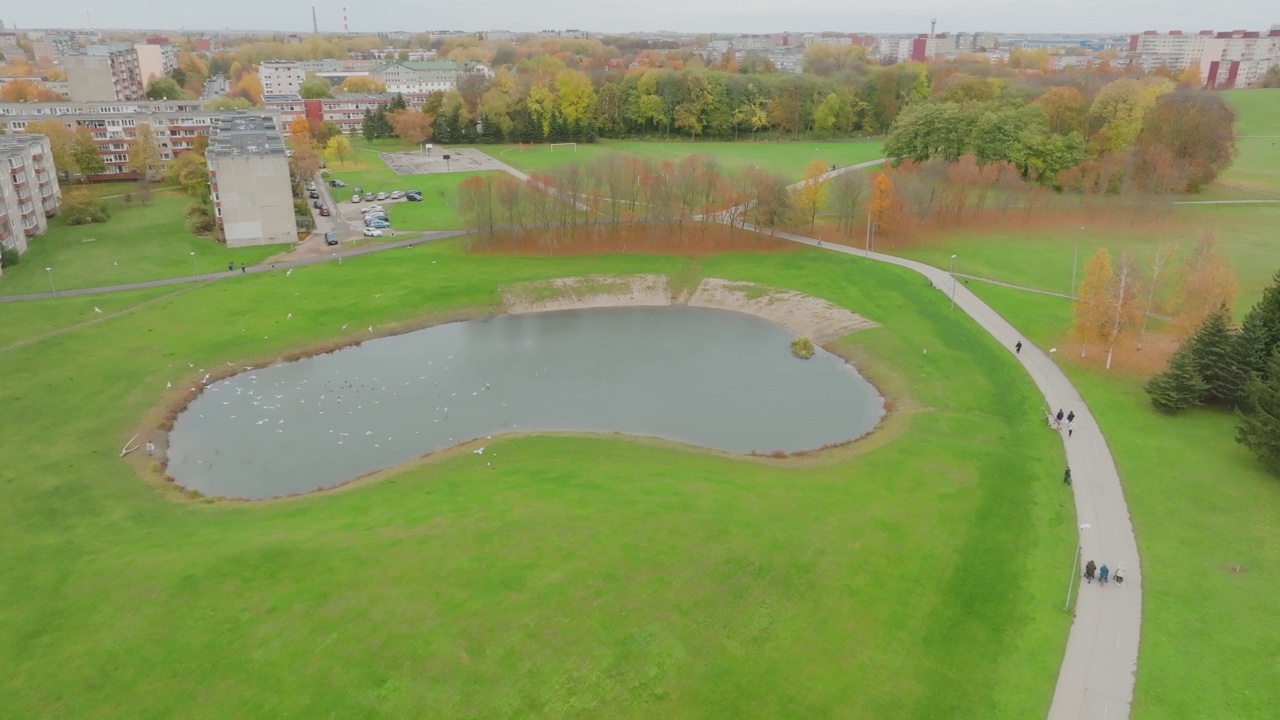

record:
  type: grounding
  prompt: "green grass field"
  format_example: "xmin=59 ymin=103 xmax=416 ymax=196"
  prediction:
xmin=327 ymin=169 xmax=497 ymax=231
xmin=0 ymin=243 xmax=1075 ymax=718
xmin=479 ymin=139 xmax=885 ymax=181
xmin=965 ymin=282 xmax=1280 ymax=719
xmin=1217 ymin=89 xmax=1280 ymax=197
xmin=0 ymin=191 xmax=286 ymax=296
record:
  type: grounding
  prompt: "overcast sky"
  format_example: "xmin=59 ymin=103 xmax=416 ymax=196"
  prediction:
xmin=6 ymin=2 xmax=1278 ymax=36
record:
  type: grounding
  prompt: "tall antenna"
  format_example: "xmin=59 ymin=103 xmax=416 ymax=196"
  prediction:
xmin=343 ymin=7 xmax=349 ymax=34
xmin=930 ymin=18 xmax=937 ymax=37
xmin=312 ymin=6 xmax=319 ymax=34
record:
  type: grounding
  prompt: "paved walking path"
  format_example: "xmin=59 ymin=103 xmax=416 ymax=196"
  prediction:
xmin=749 ymin=224 xmax=1142 ymax=720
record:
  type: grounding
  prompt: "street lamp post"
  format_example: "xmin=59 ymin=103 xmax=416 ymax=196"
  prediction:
xmin=189 ymin=252 xmax=201 ymax=279
xmin=45 ymin=267 xmax=56 ymax=297
xmin=949 ymin=254 xmax=958 ymax=311
xmin=1070 ymin=226 xmax=1084 ymax=298
xmin=864 ymin=206 xmax=872 ymax=258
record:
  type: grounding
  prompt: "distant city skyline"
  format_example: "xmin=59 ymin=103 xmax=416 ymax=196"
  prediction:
xmin=4 ymin=2 xmax=1277 ymax=36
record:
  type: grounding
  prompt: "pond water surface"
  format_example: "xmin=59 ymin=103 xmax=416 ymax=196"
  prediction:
xmin=167 ymin=306 xmax=884 ymax=499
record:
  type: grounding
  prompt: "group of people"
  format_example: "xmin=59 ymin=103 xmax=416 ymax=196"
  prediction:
xmin=1083 ymin=560 xmax=1125 ymax=587
xmin=1048 ymin=408 xmax=1076 ymax=436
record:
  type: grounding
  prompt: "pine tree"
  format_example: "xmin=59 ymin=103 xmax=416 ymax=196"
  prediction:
xmin=1145 ymin=343 xmax=1208 ymax=413
xmin=1236 ymin=269 xmax=1280 ymax=382
xmin=1236 ymin=349 xmax=1280 ymax=475
xmin=1185 ymin=304 xmax=1242 ymax=405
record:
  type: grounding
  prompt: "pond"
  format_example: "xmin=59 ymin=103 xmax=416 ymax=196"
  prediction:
xmin=166 ymin=306 xmax=885 ymax=499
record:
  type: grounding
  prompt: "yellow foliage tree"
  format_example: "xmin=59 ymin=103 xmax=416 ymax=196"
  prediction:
xmin=1172 ymin=231 xmax=1237 ymax=337
xmin=336 ymin=76 xmax=386 ymax=94
xmin=791 ymin=159 xmax=831 ymax=229
xmin=1071 ymin=247 xmax=1115 ymax=358
xmin=554 ymin=70 xmax=596 ymax=127
xmin=326 ymin=135 xmax=351 ymax=166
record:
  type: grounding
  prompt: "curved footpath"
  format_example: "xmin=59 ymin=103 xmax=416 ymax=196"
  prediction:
xmin=3 ymin=190 xmax=1142 ymax=718
xmin=754 ymin=225 xmax=1142 ymax=720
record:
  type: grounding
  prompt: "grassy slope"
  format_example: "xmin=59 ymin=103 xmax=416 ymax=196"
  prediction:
xmin=966 ymin=281 xmax=1280 ymax=719
xmin=0 ymin=244 xmax=1071 ymax=718
xmin=480 ymin=139 xmax=885 ymax=181
xmin=1218 ymin=89 xmax=1280 ymax=197
xmin=0 ymin=191 xmax=286 ymax=296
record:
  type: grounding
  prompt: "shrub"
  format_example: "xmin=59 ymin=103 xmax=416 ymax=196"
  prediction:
xmin=0 ymin=247 xmax=19 ymax=268
xmin=61 ymin=189 xmax=110 ymax=225
xmin=791 ymin=336 xmax=815 ymax=359
xmin=184 ymin=202 xmax=215 ymax=235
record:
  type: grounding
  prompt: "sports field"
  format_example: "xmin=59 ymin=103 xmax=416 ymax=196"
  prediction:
xmin=0 ymin=243 xmax=1074 ymax=718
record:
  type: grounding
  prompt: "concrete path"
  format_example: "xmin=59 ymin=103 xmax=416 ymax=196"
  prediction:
xmin=743 ymin=224 xmax=1142 ymax=720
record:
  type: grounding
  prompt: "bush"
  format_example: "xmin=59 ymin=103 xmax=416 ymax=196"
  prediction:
xmin=61 ymin=189 xmax=110 ymax=225
xmin=0 ymin=247 xmax=19 ymax=268
xmin=791 ymin=336 xmax=815 ymax=359
xmin=184 ymin=202 xmax=215 ymax=235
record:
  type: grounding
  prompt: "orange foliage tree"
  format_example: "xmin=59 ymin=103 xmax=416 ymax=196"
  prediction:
xmin=1 ymin=79 xmax=61 ymax=103
xmin=387 ymin=109 xmax=434 ymax=144
xmin=790 ymin=159 xmax=830 ymax=229
xmin=1171 ymin=231 xmax=1237 ymax=337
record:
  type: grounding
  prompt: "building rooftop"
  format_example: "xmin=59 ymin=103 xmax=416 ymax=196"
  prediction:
xmin=372 ymin=60 xmax=462 ymax=72
xmin=206 ymin=113 xmax=288 ymax=159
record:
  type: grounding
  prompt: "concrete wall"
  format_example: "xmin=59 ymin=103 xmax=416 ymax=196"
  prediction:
xmin=65 ymin=56 xmax=117 ymax=102
xmin=211 ymin=154 xmax=298 ymax=248
xmin=134 ymin=43 xmax=166 ymax=84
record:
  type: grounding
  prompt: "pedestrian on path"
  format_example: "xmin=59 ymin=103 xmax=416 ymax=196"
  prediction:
xmin=240 ymin=263 xmax=246 ymax=273
xmin=1063 ymin=467 xmax=1072 ymax=485
xmin=227 ymin=261 xmax=234 ymax=272
xmin=1114 ymin=563 xmax=1126 ymax=586
xmin=145 ymin=440 xmax=155 ymax=457
xmin=1056 ymin=409 xmax=1065 ymax=424
xmin=1015 ymin=340 xmax=1023 ymax=354
xmin=1084 ymin=560 xmax=1096 ymax=583
xmin=1099 ymin=564 xmax=1110 ymax=584
xmin=1067 ymin=420 xmax=1075 ymax=437
xmin=1067 ymin=410 xmax=1075 ymax=423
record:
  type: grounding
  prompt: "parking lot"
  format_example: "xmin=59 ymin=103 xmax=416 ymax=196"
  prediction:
xmin=380 ymin=147 xmax=512 ymax=175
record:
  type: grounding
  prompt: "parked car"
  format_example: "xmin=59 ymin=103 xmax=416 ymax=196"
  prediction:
xmin=329 ymin=179 xmax=347 ymax=187
xmin=308 ymin=191 xmax=320 ymax=199
xmin=389 ymin=190 xmax=405 ymax=199
xmin=318 ymin=206 xmax=330 ymax=217
xmin=312 ymin=199 xmax=322 ymax=208
xmin=405 ymin=193 xmax=423 ymax=202
xmin=367 ymin=219 xmax=391 ymax=229
xmin=361 ymin=205 xmax=384 ymax=213
xmin=351 ymin=195 xmax=362 ymax=203
xmin=364 ymin=192 xmax=375 ymax=201
xmin=374 ymin=192 xmax=389 ymax=201
xmin=324 ymin=232 xmax=339 ymax=245
xmin=364 ymin=216 xmax=388 ymax=227
xmin=362 ymin=228 xmax=382 ymax=237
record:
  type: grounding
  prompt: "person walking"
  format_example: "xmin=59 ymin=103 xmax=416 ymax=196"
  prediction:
xmin=1099 ymin=564 xmax=1110 ymax=584
xmin=1015 ymin=340 xmax=1023 ymax=354
xmin=227 ymin=261 xmax=234 ymax=272
xmin=1114 ymin=563 xmax=1126 ymax=586
xmin=240 ymin=263 xmax=246 ymax=273
xmin=1084 ymin=559 xmax=1096 ymax=584
xmin=1067 ymin=411 xmax=1075 ymax=423
xmin=1063 ymin=467 xmax=1072 ymax=485
xmin=145 ymin=440 xmax=155 ymax=457
xmin=1067 ymin=420 xmax=1075 ymax=438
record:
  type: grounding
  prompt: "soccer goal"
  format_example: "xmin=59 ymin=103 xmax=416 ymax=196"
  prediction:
xmin=549 ymin=142 xmax=578 ymax=152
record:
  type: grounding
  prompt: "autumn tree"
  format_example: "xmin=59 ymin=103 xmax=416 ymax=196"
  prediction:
xmin=1137 ymin=92 xmax=1235 ymax=191
xmin=167 ymin=150 xmax=210 ymax=197
xmin=791 ymin=160 xmax=831 ymax=229
xmin=229 ymin=72 xmax=263 ymax=105
xmin=1 ymin=79 xmax=61 ymax=103
xmin=1172 ymin=231 xmax=1237 ymax=338
xmin=337 ymin=76 xmax=386 ymax=94
xmin=23 ymin=120 xmax=77 ymax=179
xmin=830 ymin=169 xmax=868 ymax=243
xmin=1035 ymin=86 xmax=1085 ymax=135
xmin=127 ymin=124 xmax=163 ymax=180
xmin=1071 ymin=247 xmax=1115 ymax=359
xmin=1087 ymin=77 xmax=1174 ymax=154
xmin=288 ymin=117 xmax=313 ymax=143
xmin=1101 ymin=252 xmax=1146 ymax=369
xmin=555 ymin=69 xmax=596 ymax=131
xmin=868 ymin=172 xmax=898 ymax=239
xmin=72 ymin=127 xmax=106 ymax=177
xmin=326 ymin=135 xmax=351 ymax=166
xmin=387 ymin=108 xmax=434 ymax=144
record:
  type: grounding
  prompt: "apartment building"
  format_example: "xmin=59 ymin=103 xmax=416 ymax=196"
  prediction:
xmin=371 ymin=60 xmax=483 ymax=94
xmin=134 ymin=37 xmax=177 ymax=84
xmin=0 ymin=32 xmax=22 ymax=59
xmin=0 ymin=100 xmax=267 ymax=180
xmin=205 ymin=113 xmax=297 ymax=247
xmin=30 ymin=34 xmax=82 ymax=64
xmin=65 ymin=43 xmax=144 ymax=102
xmin=259 ymin=60 xmax=305 ymax=96
xmin=1129 ymin=28 xmax=1280 ymax=88
xmin=0 ymin=134 xmax=62 ymax=266
xmin=264 ymin=92 xmax=439 ymax=134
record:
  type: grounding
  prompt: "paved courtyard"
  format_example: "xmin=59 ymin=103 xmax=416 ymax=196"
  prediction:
xmin=380 ymin=147 xmax=511 ymax=176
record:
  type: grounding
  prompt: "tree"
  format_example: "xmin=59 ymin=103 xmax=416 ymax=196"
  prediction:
xmin=1100 ymin=252 xmax=1145 ymax=369
xmin=145 ymin=76 xmax=185 ymax=100
xmin=204 ymin=97 xmax=253 ymax=111
xmin=1087 ymin=78 xmax=1174 ymax=154
xmin=23 ymin=120 xmax=77 ymax=179
xmin=336 ymin=76 xmax=386 ymax=94
xmin=299 ymin=77 xmax=334 ymax=99
xmin=1236 ymin=270 xmax=1280 ymax=383
xmin=1172 ymin=231 xmax=1237 ymax=338
xmin=326 ymin=135 xmax=351 ymax=166
xmin=60 ymin=188 xmax=110 ymax=225
xmin=1034 ymin=86 xmax=1084 ymax=135
xmin=1236 ymin=350 xmax=1280 ymax=475
xmin=1137 ymin=92 xmax=1235 ymax=191
xmin=526 ymin=83 xmax=556 ymax=138
xmin=1 ymin=79 xmax=61 ymax=103
xmin=1185 ymin=304 xmax=1243 ymax=405
xmin=288 ymin=117 xmax=313 ymax=142
xmin=830 ymin=169 xmax=868 ymax=242
xmin=127 ymin=124 xmax=163 ymax=179
xmin=1071 ymin=248 xmax=1115 ymax=359
xmin=791 ymin=159 xmax=830 ymax=229
xmin=228 ymin=72 xmax=262 ymax=105
xmin=1145 ymin=343 xmax=1209 ymax=413
xmin=812 ymin=92 xmax=853 ymax=135
xmin=868 ymin=172 xmax=898 ymax=237
xmin=72 ymin=127 xmax=105 ymax=177
xmin=166 ymin=151 xmax=210 ymax=197
xmin=387 ymin=109 xmax=433 ymax=144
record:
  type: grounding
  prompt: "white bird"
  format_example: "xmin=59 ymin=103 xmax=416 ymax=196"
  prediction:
xmin=93 ymin=306 xmax=102 ymax=314
xmin=342 ymin=324 xmax=349 ymax=330
xmin=286 ymin=268 xmax=293 ymax=277
xmin=286 ymin=313 xmax=292 ymax=320
xmin=373 ymin=293 xmax=382 ymax=298
xmin=473 ymin=447 xmax=485 ymax=455
xmin=166 ymin=381 xmax=172 ymax=389
xmin=1049 ymin=347 xmax=1058 ymax=353
xmin=368 ymin=326 xmax=373 ymax=333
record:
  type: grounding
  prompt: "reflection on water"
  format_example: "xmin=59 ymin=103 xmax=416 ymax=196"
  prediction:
xmin=167 ymin=306 xmax=884 ymax=499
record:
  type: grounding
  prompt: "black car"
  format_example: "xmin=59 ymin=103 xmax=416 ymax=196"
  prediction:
xmin=324 ymin=232 xmax=339 ymax=246
xmin=308 ymin=191 xmax=320 ymax=199
xmin=329 ymin=179 xmax=347 ymax=187
xmin=405 ymin=192 xmax=423 ymax=202
xmin=312 ymin=199 xmax=323 ymax=208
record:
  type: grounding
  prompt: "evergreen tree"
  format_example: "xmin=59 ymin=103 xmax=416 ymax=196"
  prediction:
xmin=1236 ymin=349 xmax=1280 ymax=475
xmin=388 ymin=93 xmax=407 ymax=112
xmin=361 ymin=109 xmax=376 ymax=142
xmin=1145 ymin=343 xmax=1208 ymax=413
xmin=1236 ymin=269 xmax=1280 ymax=383
xmin=1186 ymin=304 xmax=1243 ymax=405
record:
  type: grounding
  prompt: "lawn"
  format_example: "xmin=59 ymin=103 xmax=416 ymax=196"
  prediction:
xmin=0 ymin=191 xmax=287 ymax=296
xmin=0 ymin=243 xmax=1074 ymax=718
xmin=327 ymin=168 xmax=499 ymax=231
xmin=965 ymin=282 xmax=1280 ymax=719
xmin=1217 ymin=89 xmax=1280 ymax=197
xmin=478 ymin=139 xmax=886 ymax=181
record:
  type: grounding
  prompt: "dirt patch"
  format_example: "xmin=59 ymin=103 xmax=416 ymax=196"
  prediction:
xmin=502 ymin=274 xmax=672 ymax=314
xmin=689 ymin=278 xmax=878 ymax=343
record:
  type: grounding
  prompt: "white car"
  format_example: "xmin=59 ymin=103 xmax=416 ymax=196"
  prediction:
xmin=362 ymin=227 xmax=383 ymax=237
xmin=389 ymin=191 xmax=405 ymax=200
xmin=361 ymin=205 xmax=384 ymax=214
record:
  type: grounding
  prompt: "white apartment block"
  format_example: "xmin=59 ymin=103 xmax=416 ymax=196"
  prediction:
xmin=206 ymin=113 xmax=298 ymax=248
xmin=1129 ymin=29 xmax=1280 ymax=88
xmin=371 ymin=61 xmax=480 ymax=94
xmin=259 ymin=60 xmax=306 ymax=96
xmin=0 ymin=134 xmax=62 ymax=266
xmin=65 ymin=44 xmax=144 ymax=102
xmin=134 ymin=39 xmax=177 ymax=84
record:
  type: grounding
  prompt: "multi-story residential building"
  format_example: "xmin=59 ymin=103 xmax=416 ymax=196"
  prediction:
xmin=0 ymin=100 xmax=270 ymax=180
xmin=0 ymin=31 xmax=23 ymax=60
xmin=259 ymin=60 xmax=305 ymax=96
xmin=264 ymin=92 xmax=429 ymax=134
xmin=1129 ymin=28 xmax=1280 ymax=88
xmin=0 ymin=134 xmax=62 ymax=266
xmin=134 ymin=37 xmax=177 ymax=84
xmin=30 ymin=34 xmax=82 ymax=64
xmin=371 ymin=60 xmax=484 ymax=94
xmin=65 ymin=43 xmax=144 ymax=102
xmin=205 ymin=113 xmax=297 ymax=248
